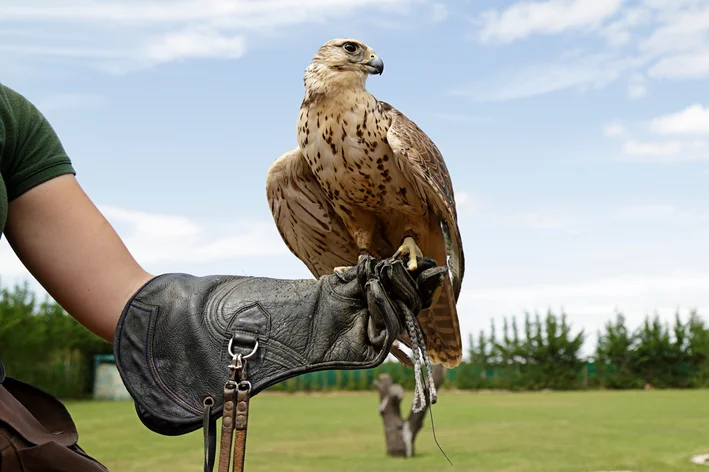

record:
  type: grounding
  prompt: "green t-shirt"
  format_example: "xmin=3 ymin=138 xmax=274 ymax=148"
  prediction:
xmin=0 ymin=83 xmax=76 ymax=237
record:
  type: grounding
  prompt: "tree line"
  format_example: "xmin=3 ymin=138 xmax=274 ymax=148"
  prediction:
xmin=452 ymin=309 xmax=709 ymax=391
xmin=1 ymin=280 xmax=708 ymax=397
xmin=0 ymin=280 xmax=112 ymax=398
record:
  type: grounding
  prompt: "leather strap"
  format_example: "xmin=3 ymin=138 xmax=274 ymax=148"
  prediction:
xmin=203 ymin=397 xmax=216 ymax=472
xmin=206 ymin=339 xmax=257 ymax=472
xmin=231 ymin=385 xmax=251 ymax=471
xmin=217 ymin=385 xmax=236 ymax=472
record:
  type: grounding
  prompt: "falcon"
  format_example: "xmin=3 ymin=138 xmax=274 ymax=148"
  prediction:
xmin=266 ymin=38 xmax=464 ymax=368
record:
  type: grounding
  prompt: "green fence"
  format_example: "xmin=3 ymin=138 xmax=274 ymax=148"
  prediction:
xmin=267 ymin=360 xmax=706 ymax=392
xmin=266 ymin=361 xmax=598 ymax=392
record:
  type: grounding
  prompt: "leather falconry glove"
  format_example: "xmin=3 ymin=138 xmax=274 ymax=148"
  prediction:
xmin=113 ymin=255 xmax=446 ymax=439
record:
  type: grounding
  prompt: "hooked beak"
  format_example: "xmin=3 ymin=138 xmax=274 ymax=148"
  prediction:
xmin=365 ymin=55 xmax=384 ymax=75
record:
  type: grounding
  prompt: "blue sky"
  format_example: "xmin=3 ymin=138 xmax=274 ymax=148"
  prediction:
xmin=1 ymin=0 xmax=708 ymax=356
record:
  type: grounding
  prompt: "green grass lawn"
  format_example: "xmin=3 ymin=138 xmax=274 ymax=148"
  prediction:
xmin=64 ymin=389 xmax=709 ymax=472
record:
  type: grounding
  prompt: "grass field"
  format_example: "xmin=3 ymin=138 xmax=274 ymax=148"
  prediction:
xmin=65 ymin=389 xmax=709 ymax=472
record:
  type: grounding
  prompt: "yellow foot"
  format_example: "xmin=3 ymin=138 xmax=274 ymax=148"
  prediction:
xmin=393 ymin=236 xmax=423 ymax=271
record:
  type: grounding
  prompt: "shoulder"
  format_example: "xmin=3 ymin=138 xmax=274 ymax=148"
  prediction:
xmin=0 ymin=82 xmax=75 ymax=202
xmin=0 ymin=82 xmax=39 ymax=123
xmin=0 ymin=83 xmax=51 ymax=139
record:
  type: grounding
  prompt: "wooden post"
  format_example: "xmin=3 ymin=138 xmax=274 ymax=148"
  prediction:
xmin=372 ymin=364 xmax=447 ymax=457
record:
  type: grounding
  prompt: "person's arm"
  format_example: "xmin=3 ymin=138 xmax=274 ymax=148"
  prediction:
xmin=4 ymin=174 xmax=154 ymax=342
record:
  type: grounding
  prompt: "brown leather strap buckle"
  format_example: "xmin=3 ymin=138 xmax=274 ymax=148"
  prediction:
xmin=205 ymin=339 xmax=257 ymax=472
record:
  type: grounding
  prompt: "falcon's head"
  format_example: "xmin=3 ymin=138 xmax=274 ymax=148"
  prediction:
xmin=304 ymin=38 xmax=384 ymax=94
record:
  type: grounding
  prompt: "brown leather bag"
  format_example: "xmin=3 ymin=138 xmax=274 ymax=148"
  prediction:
xmin=0 ymin=372 xmax=109 ymax=472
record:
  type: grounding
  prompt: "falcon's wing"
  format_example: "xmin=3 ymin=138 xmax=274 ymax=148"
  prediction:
xmin=266 ymin=148 xmax=359 ymax=278
xmin=382 ymin=102 xmax=465 ymax=300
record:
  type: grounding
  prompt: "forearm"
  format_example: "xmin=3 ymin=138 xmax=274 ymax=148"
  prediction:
xmin=5 ymin=175 xmax=154 ymax=342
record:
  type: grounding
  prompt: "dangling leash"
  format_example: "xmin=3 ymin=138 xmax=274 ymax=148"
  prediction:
xmin=203 ymin=338 xmax=259 ymax=472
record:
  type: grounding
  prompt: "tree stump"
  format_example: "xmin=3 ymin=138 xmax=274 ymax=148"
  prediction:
xmin=372 ymin=364 xmax=446 ymax=457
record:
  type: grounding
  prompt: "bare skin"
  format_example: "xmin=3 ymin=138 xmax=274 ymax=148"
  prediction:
xmin=4 ymin=174 xmax=154 ymax=343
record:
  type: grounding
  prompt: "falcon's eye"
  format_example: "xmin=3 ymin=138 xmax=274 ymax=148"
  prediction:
xmin=342 ymin=42 xmax=358 ymax=53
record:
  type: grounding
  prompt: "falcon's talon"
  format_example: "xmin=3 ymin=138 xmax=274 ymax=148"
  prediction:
xmin=334 ymin=265 xmax=353 ymax=274
xmin=394 ymin=236 xmax=423 ymax=272
xmin=334 ymin=254 xmax=369 ymax=275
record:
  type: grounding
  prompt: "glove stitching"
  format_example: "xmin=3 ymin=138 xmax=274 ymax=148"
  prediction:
xmin=323 ymin=274 xmax=367 ymax=302
xmin=203 ymin=281 xmax=239 ymax=344
xmin=265 ymin=339 xmax=308 ymax=367
xmin=115 ymin=300 xmax=202 ymax=418
xmin=146 ymin=304 xmax=205 ymax=416
xmin=262 ymin=347 xmax=299 ymax=369
xmin=306 ymin=289 xmax=321 ymax=361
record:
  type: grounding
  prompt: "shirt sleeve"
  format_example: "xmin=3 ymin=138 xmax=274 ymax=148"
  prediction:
xmin=0 ymin=84 xmax=76 ymax=202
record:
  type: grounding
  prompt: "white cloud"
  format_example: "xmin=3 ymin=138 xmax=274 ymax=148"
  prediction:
xmin=619 ymin=203 xmax=680 ymax=219
xmin=605 ymin=104 xmax=709 ymax=163
xmin=477 ymin=0 xmax=622 ymax=44
xmin=640 ymin=3 xmax=709 ymax=56
xmin=430 ymin=2 xmax=448 ymax=22
xmin=143 ymin=28 xmax=245 ymax=64
xmin=455 ymin=191 xmax=472 ymax=205
xmin=0 ymin=0 xmax=416 ymax=24
xmin=454 ymin=191 xmax=478 ymax=216
xmin=619 ymin=139 xmax=708 ymax=162
xmin=0 ymin=0 xmax=424 ymax=71
xmin=483 ymin=209 xmax=578 ymax=231
xmin=600 ymin=6 xmax=652 ymax=46
xmin=472 ymin=202 xmax=698 ymax=235
xmin=627 ymin=72 xmax=648 ymax=99
xmin=650 ymin=104 xmax=709 ymax=136
xmin=636 ymin=2 xmax=709 ymax=79
xmin=617 ymin=204 xmax=708 ymax=224
xmin=99 ymin=205 xmax=290 ymax=265
xmin=431 ymin=112 xmax=494 ymax=124
xmin=648 ymin=48 xmax=709 ymax=79
xmin=622 ymin=139 xmax=684 ymax=157
xmin=468 ymin=273 xmax=709 ymax=304
xmin=99 ymin=206 xmax=203 ymax=241
xmin=451 ymin=53 xmax=636 ymax=102
xmin=0 ymin=1 xmax=212 ymax=23
xmin=36 ymin=93 xmax=106 ymax=112
xmin=0 ymin=204 xmax=291 ymax=281
xmin=603 ymin=120 xmax=626 ymax=137
xmin=519 ymin=212 xmax=570 ymax=230
xmin=464 ymin=0 xmax=709 ymax=100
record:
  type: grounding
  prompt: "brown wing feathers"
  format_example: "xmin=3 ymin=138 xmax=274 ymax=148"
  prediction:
xmin=266 ymin=148 xmax=359 ymax=278
xmin=382 ymin=102 xmax=465 ymax=367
